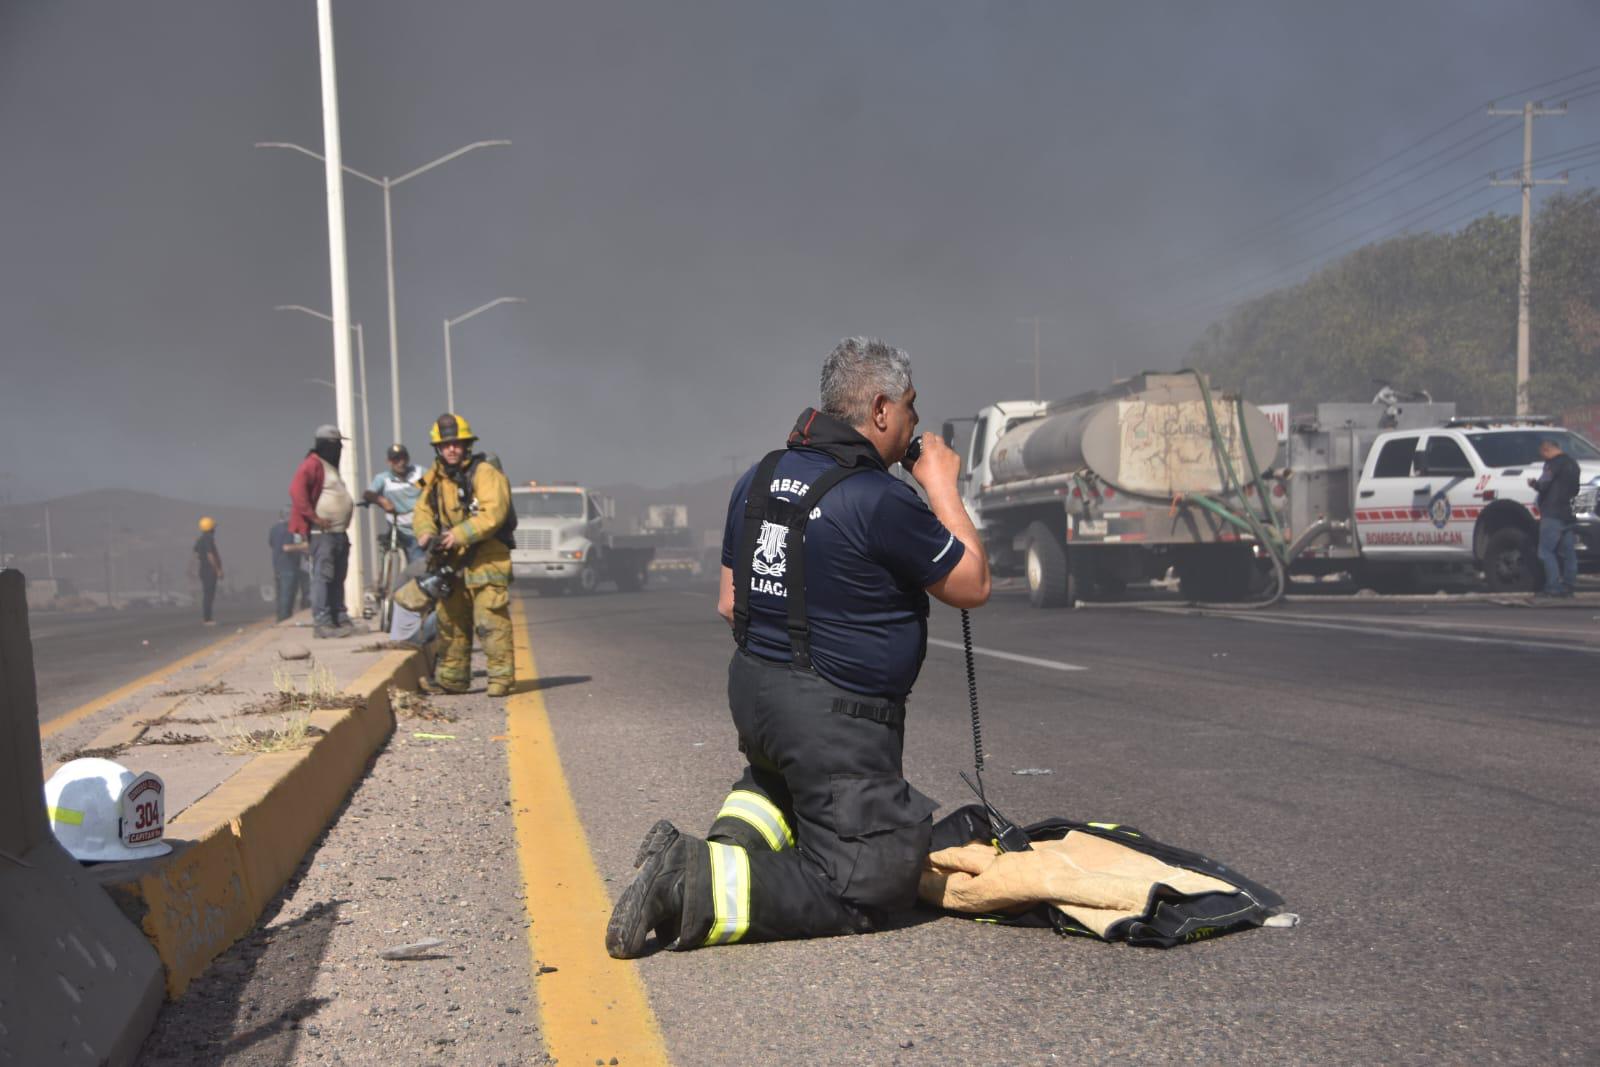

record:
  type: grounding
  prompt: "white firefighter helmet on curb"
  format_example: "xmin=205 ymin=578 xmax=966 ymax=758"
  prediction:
xmin=44 ymin=757 xmax=173 ymax=862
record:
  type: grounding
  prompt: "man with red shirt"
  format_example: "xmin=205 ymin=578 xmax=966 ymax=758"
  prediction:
xmin=289 ymin=424 xmax=357 ymax=638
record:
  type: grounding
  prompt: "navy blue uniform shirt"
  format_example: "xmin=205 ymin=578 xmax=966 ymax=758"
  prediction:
xmin=722 ymin=447 xmax=964 ymax=700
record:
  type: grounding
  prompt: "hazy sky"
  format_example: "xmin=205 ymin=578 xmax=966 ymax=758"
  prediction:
xmin=2 ymin=1 xmax=1597 ymax=506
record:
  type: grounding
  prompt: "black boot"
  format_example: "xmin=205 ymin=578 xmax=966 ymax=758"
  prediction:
xmin=606 ymin=827 xmax=687 ymax=959
xmin=633 ymin=818 xmax=680 ymax=869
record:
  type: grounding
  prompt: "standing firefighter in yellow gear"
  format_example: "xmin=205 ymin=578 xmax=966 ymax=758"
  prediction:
xmin=412 ymin=413 xmax=517 ymax=697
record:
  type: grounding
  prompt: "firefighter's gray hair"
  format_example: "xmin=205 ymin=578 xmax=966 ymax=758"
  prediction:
xmin=819 ymin=337 xmax=912 ymax=428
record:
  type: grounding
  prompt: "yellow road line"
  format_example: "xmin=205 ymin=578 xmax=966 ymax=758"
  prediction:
xmin=39 ymin=620 xmax=269 ymax=739
xmin=506 ymin=597 xmax=670 ymax=1067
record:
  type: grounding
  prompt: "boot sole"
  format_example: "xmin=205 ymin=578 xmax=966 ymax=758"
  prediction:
xmin=633 ymin=819 xmax=680 ymax=869
xmin=606 ymin=841 xmax=671 ymax=959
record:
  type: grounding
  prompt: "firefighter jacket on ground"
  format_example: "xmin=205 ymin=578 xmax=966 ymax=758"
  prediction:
xmin=920 ymin=804 xmax=1291 ymax=947
xmin=413 ymin=453 xmax=514 ymax=689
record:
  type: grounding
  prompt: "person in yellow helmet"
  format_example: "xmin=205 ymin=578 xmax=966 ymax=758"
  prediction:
xmin=412 ymin=413 xmax=517 ymax=696
xmin=192 ymin=517 xmax=223 ymax=625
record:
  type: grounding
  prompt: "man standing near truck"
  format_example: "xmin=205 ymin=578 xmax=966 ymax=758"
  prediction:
xmin=412 ymin=413 xmax=516 ymax=697
xmin=607 ymin=337 xmax=990 ymax=959
xmin=1530 ymin=437 xmax=1581 ymax=599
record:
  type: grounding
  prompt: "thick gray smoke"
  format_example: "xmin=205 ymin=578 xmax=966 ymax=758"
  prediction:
xmin=1 ymin=0 xmax=1595 ymax=505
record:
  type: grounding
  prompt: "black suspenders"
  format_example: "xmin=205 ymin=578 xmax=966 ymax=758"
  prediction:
xmin=731 ymin=449 xmax=872 ymax=671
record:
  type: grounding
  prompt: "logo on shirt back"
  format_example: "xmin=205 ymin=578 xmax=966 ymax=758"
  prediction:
xmin=752 ymin=521 xmax=788 ymax=578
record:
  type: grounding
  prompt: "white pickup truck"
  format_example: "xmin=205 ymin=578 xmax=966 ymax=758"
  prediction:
xmin=1286 ymin=411 xmax=1600 ymax=592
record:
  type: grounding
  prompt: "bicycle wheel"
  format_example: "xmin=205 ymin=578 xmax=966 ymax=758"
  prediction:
xmin=378 ymin=547 xmax=403 ymax=633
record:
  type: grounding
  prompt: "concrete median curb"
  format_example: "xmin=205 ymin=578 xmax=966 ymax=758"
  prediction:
xmin=90 ymin=646 xmax=427 ymax=1000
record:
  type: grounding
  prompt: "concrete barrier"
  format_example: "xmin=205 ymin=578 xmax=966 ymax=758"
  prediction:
xmin=0 ymin=569 xmax=165 ymax=1067
xmin=89 ymin=647 xmax=426 ymax=998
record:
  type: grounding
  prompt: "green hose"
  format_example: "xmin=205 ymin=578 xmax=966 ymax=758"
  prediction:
xmin=1180 ymin=369 xmax=1290 ymax=605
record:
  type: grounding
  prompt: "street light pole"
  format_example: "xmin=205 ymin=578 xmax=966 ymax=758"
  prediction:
xmin=443 ymin=297 xmax=524 ymax=412
xmin=313 ymin=0 xmax=364 ymax=617
xmin=254 ymin=138 xmax=510 ymax=444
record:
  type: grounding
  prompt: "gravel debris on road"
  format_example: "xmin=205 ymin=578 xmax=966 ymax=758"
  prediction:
xmin=139 ymin=654 xmax=549 ymax=1066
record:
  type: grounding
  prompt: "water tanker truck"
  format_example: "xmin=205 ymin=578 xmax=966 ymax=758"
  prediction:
xmin=949 ymin=371 xmax=1284 ymax=606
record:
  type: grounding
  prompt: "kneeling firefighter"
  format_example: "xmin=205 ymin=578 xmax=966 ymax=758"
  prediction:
xmin=606 ymin=337 xmax=991 ymax=958
xmin=412 ymin=412 xmax=517 ymax=697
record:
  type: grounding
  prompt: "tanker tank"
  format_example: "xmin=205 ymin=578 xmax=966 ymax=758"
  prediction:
xmin=986 ymin=373 xmax=1277 ymax=498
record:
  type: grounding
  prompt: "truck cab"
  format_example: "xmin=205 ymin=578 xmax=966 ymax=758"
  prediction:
xmin=509 ymin=485 xmax=609 ymax=591
xmin=1354 ymin=420 xmax=1600 ymax=590
xmin=959 ymin=400 xmax=1050 ymax=529
xmin=509 ymin=484 xmax=657 ymax=594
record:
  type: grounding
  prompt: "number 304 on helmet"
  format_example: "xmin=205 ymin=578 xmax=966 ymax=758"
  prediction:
xmin=44 ymin=757 xmax=172 ymax=862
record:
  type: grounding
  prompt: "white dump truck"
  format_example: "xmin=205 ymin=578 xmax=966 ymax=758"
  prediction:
xmin=508 ymin=484 xmax=656 ymax=594
xmin=1282 ymin=401 xmax=1600 ymax=592
xmin=950 ymin=372 xmax=1284 ymax=606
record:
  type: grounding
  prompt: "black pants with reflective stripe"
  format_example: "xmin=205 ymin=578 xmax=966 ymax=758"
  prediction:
xmin=679 ymin=650 xmax=936 ymax=947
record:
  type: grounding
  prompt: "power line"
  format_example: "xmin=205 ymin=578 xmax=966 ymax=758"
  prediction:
xmin=1261 ymin=122 xmax=1519 ymax=244
xmin=1137 ymin=64 xmax=1600 ymax=289
xmin=1234 ymin=65 xmax=1600 ymax=240
xmin=1157 ymin=122 xmax=1591 ymax=319
xmin=1155 ymin=182 xmax=1510 ymax=326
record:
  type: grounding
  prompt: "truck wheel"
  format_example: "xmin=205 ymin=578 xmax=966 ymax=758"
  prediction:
xmin=1024 ymin=521 xmax=1073 ymax=608
xmin=572 ymin=563 xmax=600 ymax=595
xmin=615 ymin=563 xmax=647 ymax=592
xmin=1482 ymin=527 xmax=1540 ymax=592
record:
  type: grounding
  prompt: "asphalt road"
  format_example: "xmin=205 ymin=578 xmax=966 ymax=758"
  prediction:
xmin=26 ymin=598 xmax=275 ymax=724
xmin=534 ymin=583 xmax=1597 ymax=1065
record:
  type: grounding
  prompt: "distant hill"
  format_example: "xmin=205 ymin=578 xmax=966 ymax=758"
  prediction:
xmin=0 ymin=489 xmax=281 ymax=597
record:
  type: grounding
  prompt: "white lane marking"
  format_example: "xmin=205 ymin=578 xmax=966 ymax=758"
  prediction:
xmin=927 ymin=638 xmax=1087 ymax=672
xmin=1181 ymin=609 xmax=1600 ymax=655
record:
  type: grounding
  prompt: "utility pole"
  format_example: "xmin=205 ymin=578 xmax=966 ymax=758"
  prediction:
xmin=43 ymin=506 xmax=53 ymax=579
xmin=1489 ymin=99 xmax=1567 ymax=415
xmin=1016 ymin=316 xmax=1044 ymax=402
xmin=314 ymin=0 xmax=366 ymax=612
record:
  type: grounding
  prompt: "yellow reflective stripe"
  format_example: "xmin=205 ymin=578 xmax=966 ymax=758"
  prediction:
xmin=716 ymin=790 xmax=794 ymax=851
xmin=703 ymin=842 xmax=751 ymax=946
xmin=48 ymin=806 xmax=84 ymax=826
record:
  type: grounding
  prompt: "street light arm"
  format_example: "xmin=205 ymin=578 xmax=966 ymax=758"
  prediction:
xmin=276 ymin=303 xmax=333 ymax=323
xmin=277 ymin=305 xmax=364 ymax=339
xmin=255 ymin=141 xmax=384 ymax=187
xmin=306 ymin=377 xmax=364 ymax=399
xmin=446 ymin=296 xmax=524 ymax=327
xmin=391 ymin=140 xmax=511 ymax=186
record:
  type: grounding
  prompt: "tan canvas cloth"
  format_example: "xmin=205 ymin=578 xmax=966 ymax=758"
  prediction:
xmin=919 ymin=831 xmax=1238 ymax=938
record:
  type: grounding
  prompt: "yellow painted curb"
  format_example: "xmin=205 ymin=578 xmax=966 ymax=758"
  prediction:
xmin=98 ymin=647 xmax=425 ymax=998
xmin=506 ymin=597 xmax=671 ymax=1066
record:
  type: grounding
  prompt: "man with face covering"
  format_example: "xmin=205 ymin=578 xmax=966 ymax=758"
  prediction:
xmin=288 ymin=424 xmax=356 ymax=638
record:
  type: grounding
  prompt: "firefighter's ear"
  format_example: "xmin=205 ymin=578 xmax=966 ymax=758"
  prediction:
xmin=870 ymin=393 xmax=892 ymax=432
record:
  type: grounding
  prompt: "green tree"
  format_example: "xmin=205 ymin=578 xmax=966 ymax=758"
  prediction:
xmin=1193 ymin=192 xmax=1600 ymax=415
